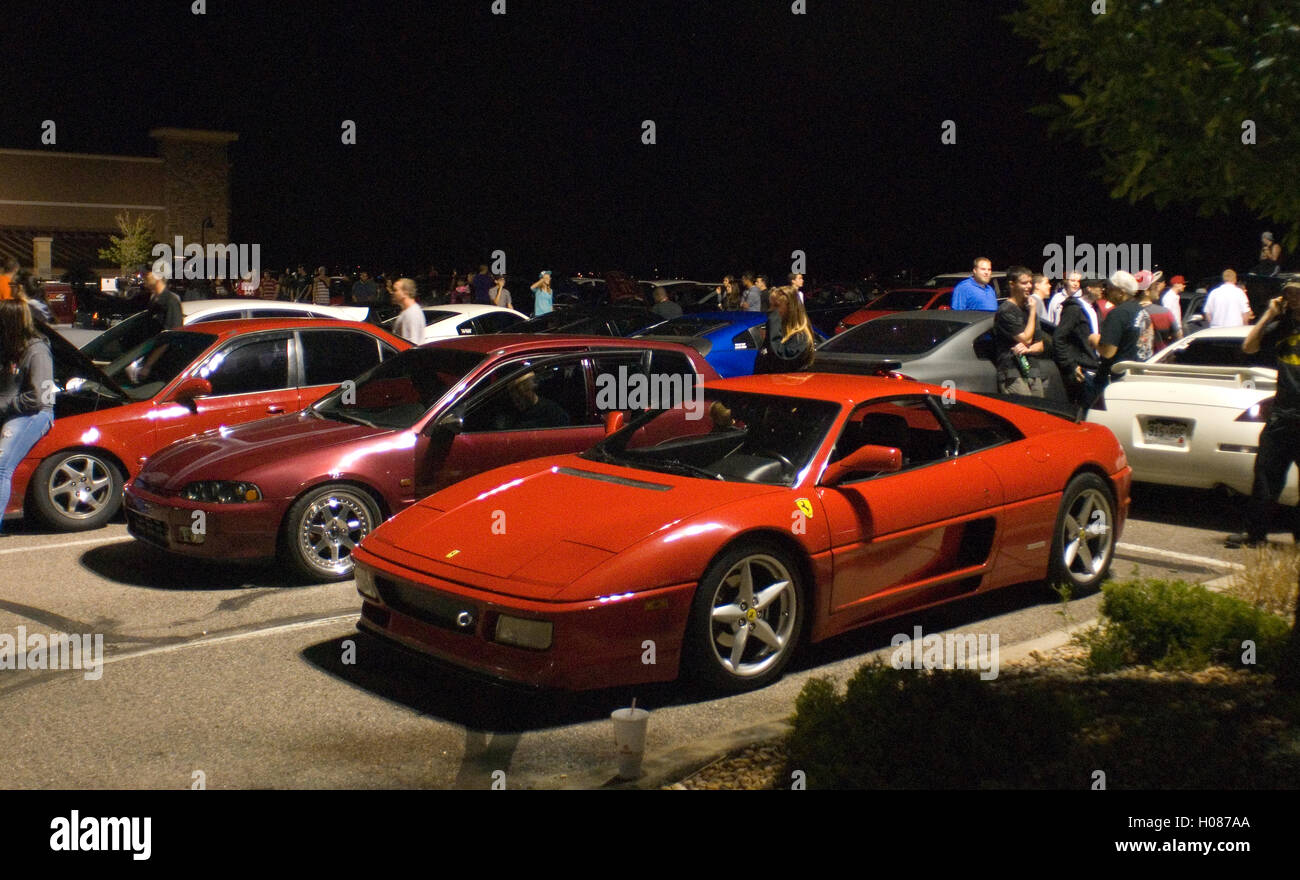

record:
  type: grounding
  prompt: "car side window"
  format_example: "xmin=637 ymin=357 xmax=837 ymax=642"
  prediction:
xmin=592 ymin=351 xmax=704 ymax=421
xmin=939 ymin=401 xmax=1022 ymax=454
xmin=299 ymin=329 xmax=383 ymax=387
xmin=831 ymin=396 xmax=950 ymax=478
xmin=462 ymin=359 xmax=589 ymax=432
xmin=456 ymin=318 xmax=477 ymax=336
xmin=192 ymin=311 xmax=242 ymax=323
xmin=732 ymin=329 xmax=757 ymax=350
xmin=201 ymin=337 xmax=290 ymax=396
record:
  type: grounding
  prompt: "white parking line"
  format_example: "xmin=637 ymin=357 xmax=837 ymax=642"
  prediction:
xmin=1115 ymin=542 xmax=1244 ymax=572
xmin=100 ymin=612 xmax=359 ymax=667
xmin=0 ymin=535 xmax=132 ymax=556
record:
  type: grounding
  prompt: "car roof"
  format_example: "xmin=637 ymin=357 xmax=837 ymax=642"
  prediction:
xmin=166 ymin=317 xmax=400 ymax=340
xmin=423 ymin=304 xmax=526 ymax=318
xmin=178 ymin=299 xmax=361 ymax=318
xmin=1174 ymin=326 xmax=1249 ymax=340
xmin=422 ymin=333 xmax=710 ymax=356
xmin=711 ymin=371 xmax=943 ymax=405
xmin=855 ymin=309 xmax=994 ymax=325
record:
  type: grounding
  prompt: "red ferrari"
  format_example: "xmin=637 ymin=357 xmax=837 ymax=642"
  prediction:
xmin=6 ymin=319 xmax=407 ymax=532
xmin=834 ymin=287 xmax=954 ymax=334
xmin=123 ymin=336 xmax=717 ymax=580
xmin=353 ymin=373 xmax=1131 ymax=692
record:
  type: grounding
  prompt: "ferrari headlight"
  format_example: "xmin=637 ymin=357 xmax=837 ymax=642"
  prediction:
xmin=181 ymin=481 xmax=263 ymax=503
xmin=494 ymin=615 xmax=553 ymax=650
xmin=355 ymin=566 xmax=380 ymax=600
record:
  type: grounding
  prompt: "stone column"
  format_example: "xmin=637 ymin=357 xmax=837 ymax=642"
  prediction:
xmin=148 ymin=128 xmax=239 ymax=247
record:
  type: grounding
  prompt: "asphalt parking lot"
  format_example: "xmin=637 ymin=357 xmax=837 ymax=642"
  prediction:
xmin=0 ymin=483 xmax=1281 ymax=789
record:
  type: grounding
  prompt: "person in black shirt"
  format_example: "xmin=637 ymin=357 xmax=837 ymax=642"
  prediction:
xmin=755 ymin=286 xmax=814 ymax=373
xmin=1227 ymin=282 xmax=1300 ymax=548
xmin=145 ymin=272 xmax=183 ymax=329
xmin=493 ymin=372 xmax=570 ymax=430
xmin=1052 ymin=283 xmax=1102 ymax=412
xmin=993 ymin=266 xmax=1044 ymax=397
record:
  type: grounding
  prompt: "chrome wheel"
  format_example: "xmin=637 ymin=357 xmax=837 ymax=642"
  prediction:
xmin=47 ymin=454 xmax=116 ymax=520
xmin=1057 ymin=484 xmax=1114 ymax=587
xmin=707 ymin=553 xmax=799 ymax=679
xmin=295 ymin=489 xmax=376 ymax=577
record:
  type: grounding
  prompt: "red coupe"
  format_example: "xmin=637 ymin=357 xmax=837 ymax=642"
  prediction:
xmin=353 ymin=373 xmax=1131 ymax=692
xmin=7 ymin=319 xmax=407 ymax=532
xmin=123 ymin=336 xmax=718 ymax=580
xmin=834 ymin=287 xmax=954 ymax=334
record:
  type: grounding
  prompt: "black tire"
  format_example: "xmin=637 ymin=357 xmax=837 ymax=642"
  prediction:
xmin=280 ymin=484 xmax=382 ymax=581
xmin=683 ymin=540 xmax=804 ymax=693
xmin=29 ymin=450 xmax=124 ymax=531
xmin=1048 ymin=473 xmax=1116 ymax=592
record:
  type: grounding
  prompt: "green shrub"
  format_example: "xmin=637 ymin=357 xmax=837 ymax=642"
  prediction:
xmin=1083 ymin=579 xmax=1290 ymax=673
xmin=785 ymin=662 xmax=1080 ymax=788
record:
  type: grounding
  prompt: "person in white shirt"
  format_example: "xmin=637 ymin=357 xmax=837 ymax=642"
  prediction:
xmin=390 ymin=278 xmax=426 ymax=344
xmin=1203 ymin=269 xmax=1254 ymax=328
xmin=1047 ymin=272 xmax=1082 ymax=325
xmin=1160 ymin=274 xmax=1185 ymax=338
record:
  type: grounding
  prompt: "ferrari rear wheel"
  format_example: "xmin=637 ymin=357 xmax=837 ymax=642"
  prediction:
xmin=281 ymin=484 xmax=382 ymax=582
xmin=1049 ymin=473 xmax=1115 ymax=592
xmin=686 ymin=542 xmax=803 ymax=693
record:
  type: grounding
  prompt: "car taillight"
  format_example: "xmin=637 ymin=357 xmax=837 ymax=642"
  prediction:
xmin=1236 ymin=398 xmax=1273 ymax=422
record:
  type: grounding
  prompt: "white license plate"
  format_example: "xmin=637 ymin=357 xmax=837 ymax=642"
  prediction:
xmin=1143 ymin=418 xmax=1189 ymax=446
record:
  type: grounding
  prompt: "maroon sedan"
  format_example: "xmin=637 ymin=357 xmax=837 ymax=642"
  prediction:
xmin=834 ymin=287 xmax=954 ymax=334
xmin=123 ymin=335 xmax=718 ymax=580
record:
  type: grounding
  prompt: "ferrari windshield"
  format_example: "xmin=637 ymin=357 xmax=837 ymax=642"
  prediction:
xmin=583 ymin=389 xmax=841 ymax=486
xmin=313 ymin=346 xmax=486 ymax=430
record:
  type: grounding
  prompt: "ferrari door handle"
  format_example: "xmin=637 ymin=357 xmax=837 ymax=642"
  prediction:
xmin=266 ymin=405 xmax=284 ymax=413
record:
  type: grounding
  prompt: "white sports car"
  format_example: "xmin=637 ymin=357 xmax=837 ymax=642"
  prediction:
xmin=381 ymin=303 xmax=527 ymax=343
xmin=1088 ymin=327 xmax=1297 ymax=504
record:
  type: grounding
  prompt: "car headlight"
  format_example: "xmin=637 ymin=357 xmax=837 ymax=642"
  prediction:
xmin=355 ymin=566 xmax=380 ymax=600
xmin=493 ymin=615 xmax=553 ymax=650
xmin=180 ymin=481 xmax=263 ymax=503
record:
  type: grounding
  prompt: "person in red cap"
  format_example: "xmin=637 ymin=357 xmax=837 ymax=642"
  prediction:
xmin=1162 ymin=275 xmax=1187 ymax=338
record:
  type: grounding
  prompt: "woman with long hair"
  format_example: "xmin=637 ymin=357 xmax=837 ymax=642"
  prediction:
xmin=0 ymin=300 xmax=55 ymax=533
xmin=755 ymin=285 xmax=815 ymax=373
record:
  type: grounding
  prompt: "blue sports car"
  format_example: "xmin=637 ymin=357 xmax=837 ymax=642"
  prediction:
xmin=635 ymin=311 xmax=826 ymax=377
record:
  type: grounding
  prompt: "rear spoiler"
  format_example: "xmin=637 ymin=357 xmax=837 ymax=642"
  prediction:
xmin=1110 ymin=361 xmax=1277 ymax=387
xmin=810 ymin=357 xmax=904 ymax=376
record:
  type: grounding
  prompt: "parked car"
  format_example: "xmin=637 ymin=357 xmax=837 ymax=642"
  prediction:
xmin=352 ymin=373 xmax=1130 ymax=692
xmin=509 ymin=305 xmax=663 ymax=337
xmin=79 ymin=299 xmax=369 ymax=366
xmin=927 ymin=271 xmax=1006 ymax=298
xmin=834 ymin=287 xmax=955 ymax=334
xmin=123 ymin=336 xmax=718 ymax=580
xmin=1087 ymin=326 xmax=1296 ymax=504
xmin=815 ymin=311 xmax=1070 ymax=403
xmin=4 ymin=319 xmax=407 ymax=532
xmin=635 ymin=310 xmax=827 ymax=377
xmin=379 ymin=303 xmax=527 ymax=343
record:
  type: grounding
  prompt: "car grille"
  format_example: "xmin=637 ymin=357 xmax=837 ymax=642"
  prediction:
xmin=375 ymin=576 xmax=478 ymax=635
xmin=126 ymin=509 xmax=169 ymax=548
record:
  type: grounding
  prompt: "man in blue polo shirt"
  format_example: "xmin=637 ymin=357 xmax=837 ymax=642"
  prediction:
xmin=951 ymin=257 xmax=998 ymax=311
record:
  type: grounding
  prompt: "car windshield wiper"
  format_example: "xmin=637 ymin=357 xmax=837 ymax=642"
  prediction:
xmin=322 ymin=409 xmax=378 ymax=428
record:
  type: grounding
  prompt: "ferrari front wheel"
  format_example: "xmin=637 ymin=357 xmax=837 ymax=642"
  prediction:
xmin=1049 ymin=473 xmax=1115 ymax=592
xmin=685 ymin=542 xmax=803 ymax=693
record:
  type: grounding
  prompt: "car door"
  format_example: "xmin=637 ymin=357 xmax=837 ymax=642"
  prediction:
xmin=816 ymin=395 xmax=1003 ymax=618
xmin=415 ymin=353 xmax=602 ymax=495
xmin=296 ymin=327 xmax=395 ymax=406
xmin=151 ymin=331 xmax=299 ymax=449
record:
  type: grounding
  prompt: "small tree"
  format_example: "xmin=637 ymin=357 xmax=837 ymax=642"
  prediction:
xmin=1010 ymin=0 xmax=1300 ymax=249
xmin=98 ymin=212 xmax=157 ymax=275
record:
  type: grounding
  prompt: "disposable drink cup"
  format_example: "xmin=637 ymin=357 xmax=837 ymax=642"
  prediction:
xmin=611 ymin=707 xmax=650 ymax=780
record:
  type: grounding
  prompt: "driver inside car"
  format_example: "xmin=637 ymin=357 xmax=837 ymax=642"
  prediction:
xmin=492 ymin=371 xmax=571 ymax=430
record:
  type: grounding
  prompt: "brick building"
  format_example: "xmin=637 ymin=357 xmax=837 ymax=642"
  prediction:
xmin=0 ymin=127 xmax=238 ymax=279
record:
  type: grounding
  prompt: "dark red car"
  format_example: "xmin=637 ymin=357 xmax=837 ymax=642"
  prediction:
xmin=834 ymin=287 xmax=954 ymax=334
xmin=123 ymin=336 xmax=718 ymax=580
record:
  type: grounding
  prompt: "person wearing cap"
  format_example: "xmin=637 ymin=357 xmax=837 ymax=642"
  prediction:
xmin=1254 ymin=232 xmax=1282 ymax=276
xmin=1204 ymin=269 xmax=1253 ymax=328
xmin=1226 ymin=281 xmax=1300 ymax=548
xmin=1161 ymin=274 xmax=1185 ymax=338
xmin=530 ymin=270 xmax=553 ymax=317
xmin=1096 ymin=270 xmax=1155 ymax=392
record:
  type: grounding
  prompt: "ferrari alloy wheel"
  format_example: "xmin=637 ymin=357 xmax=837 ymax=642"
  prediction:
xmin=282 ymin=485 xmax=381 ymax=581
xmin=31 ymin=451 xmax=124 ymax=531
xmin=687 ymin=543 xmax=803 ymax=692
xmin=1049 ymin=473 xmax=1115 ymax=592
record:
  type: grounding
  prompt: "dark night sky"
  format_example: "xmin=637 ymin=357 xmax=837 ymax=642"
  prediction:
xmin=1 ymin=0 xmax=1263 ymax=281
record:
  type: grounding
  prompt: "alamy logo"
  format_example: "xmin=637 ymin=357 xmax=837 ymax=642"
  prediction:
xmin=49 ymin=811 xmax=150 ymax=860
xmin=0 ymin=626 xmax=104 ymax=680
xmin=890 ymin=625 xmax=999 ymax=680
xmin=151 ymin=236 xmax=261 ymax=283
xmin=594 ymin=366 xmax=705 ymax=420
xmin=1042 ymin=236 xmax=1151 ymax=279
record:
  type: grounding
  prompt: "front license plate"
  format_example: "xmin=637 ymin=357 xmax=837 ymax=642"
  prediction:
xmin=1142 ymin=418 xmax=1189 ymax=447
